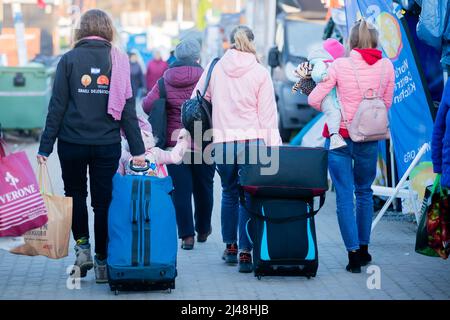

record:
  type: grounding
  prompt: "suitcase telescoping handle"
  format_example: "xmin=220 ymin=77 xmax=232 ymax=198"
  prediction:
xmin=238 ymin=187 xmax=325 ymax=223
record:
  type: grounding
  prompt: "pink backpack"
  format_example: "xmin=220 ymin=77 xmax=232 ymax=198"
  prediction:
xmin=341 ymin=59 xmax=390 ymax=142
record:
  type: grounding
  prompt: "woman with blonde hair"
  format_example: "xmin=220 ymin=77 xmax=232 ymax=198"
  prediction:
xmin=38 ymin=9 xmax=145 ymax=283
xmin=309 ymin=20 xmax=395 ymax=273
xmin=192 ymin=25 xmax=281 ymax=273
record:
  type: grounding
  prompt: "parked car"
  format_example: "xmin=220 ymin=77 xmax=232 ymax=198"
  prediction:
xmin=268 ymin=12 xmax=326 ymax=141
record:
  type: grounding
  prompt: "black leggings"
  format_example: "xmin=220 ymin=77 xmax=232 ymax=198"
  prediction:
xmin=57 ymin=140 xmax=121 ymax=256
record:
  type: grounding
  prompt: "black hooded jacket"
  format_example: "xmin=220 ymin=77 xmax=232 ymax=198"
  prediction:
xmin=39 ymin=39 xmax=144 ymax=156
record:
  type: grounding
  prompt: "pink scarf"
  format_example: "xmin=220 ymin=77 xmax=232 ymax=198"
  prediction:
xmin=83 ymin=36 xmax=132 ymax=121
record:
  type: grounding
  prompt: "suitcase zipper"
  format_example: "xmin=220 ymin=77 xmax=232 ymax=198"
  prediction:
xmin=138 ymin=179 xmax=144 ymax=266
xmin=143 ymin=180 xmax=151 ymax=266
xmin=131 ymin=179 xmax=140 ymax=267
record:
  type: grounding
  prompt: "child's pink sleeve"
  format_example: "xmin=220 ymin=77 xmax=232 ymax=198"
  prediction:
xmin=152 ymin=129 xmax=190 ymax=164
xmin=118 ymin=150 xmax=130 ymax=175
xmin=152 ymin=148 xmax=173 ymax=164
xmin=152 ymin=142 xmax=189 ymax=165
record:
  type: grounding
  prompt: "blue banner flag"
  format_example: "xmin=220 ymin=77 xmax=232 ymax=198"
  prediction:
xmin=344 ymin=0 xmax=434 ymax=178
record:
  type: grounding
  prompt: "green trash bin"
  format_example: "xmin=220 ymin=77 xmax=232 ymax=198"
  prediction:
xmin=0 ymin=64 xmax=55 ymax=132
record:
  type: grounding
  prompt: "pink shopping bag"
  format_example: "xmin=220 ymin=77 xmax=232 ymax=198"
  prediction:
xmin=0 ymin=141 xmax=48 ymax=237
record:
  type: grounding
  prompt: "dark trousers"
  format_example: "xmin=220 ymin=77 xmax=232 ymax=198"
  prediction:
xmin=57 ymin=140 xmax=121 ymax=256
xmin=167 ymin=153 xmax=215 ymax=239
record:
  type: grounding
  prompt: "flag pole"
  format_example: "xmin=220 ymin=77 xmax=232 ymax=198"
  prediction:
xmin=12 ymin=1 xmax=28 ymax=66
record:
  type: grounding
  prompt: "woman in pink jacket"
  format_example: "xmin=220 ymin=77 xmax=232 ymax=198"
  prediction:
xmin=308 ymin=20 xmax=395 ymax=273
xmin=192 ymin=25 xmax=281 ymax=273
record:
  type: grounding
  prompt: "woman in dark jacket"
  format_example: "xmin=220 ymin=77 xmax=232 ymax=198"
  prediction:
xmin=143 ymin=39 xmax=215 ymax=250
xmin=37 ymin=9 xmax=145 ymax=283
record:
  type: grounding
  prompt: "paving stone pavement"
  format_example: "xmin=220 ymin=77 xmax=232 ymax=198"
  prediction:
xmin=0 ymin=141 xmax=449 ymax=300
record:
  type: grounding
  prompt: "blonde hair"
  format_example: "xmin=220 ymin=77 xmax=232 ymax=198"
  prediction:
xmin=74 ymin=9 xmax=116 ymax=44
xmin=230 ymin=25 xmax=260 ymax=62
xmin=349 ymin=20 xmax=379 ymax=50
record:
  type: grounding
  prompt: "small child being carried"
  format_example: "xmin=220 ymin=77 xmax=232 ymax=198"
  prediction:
xmin=118 ymin=116 xmax=189 ymax=177
xmin=292 ymin=38 xmax=347 ymax=150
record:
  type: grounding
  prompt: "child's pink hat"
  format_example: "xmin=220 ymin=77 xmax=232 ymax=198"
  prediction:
xmin=323 ymin=38 xmax=345 ymax=60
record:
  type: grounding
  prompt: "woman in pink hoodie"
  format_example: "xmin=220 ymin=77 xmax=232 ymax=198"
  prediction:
xmin=308 ymin=20 xmax=395 ymax=273
xmin=192 ymin=25 xmax=282 ymax=273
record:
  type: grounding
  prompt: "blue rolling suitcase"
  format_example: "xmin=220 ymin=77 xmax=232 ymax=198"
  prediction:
xmin=107 ymin=174 xmax=177 ymax=294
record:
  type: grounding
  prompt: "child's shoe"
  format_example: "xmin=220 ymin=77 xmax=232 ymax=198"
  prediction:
xmin=330 ymin=133 xmax=347 ymax=150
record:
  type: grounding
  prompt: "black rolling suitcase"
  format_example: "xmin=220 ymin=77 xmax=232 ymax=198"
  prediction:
xmin=245 ymin=196 xmax=323 ymax=279
xmin=239 ymin=145 xmax=328 ymax=279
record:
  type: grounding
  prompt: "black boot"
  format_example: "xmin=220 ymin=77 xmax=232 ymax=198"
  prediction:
xmin=359 ymin=245 xmax=372 ymax=266
xmin=346 ymin=250 xmax=361 ymax=273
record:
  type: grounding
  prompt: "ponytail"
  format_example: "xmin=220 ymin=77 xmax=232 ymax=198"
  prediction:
xmin=230 ymin=25 xmax=260 ymax=62
xmin=349 ymin=19 xmax=379 ymax=50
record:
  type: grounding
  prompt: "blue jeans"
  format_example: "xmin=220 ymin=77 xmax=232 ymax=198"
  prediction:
xmin=214 ymin=141 xmax=257 ymax=251
xmin=326 ymin=138 xmax=378 ymax=251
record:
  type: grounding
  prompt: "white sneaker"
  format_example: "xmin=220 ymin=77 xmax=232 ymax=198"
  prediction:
xmin=330 ymin=134 xmax=347 ymax=150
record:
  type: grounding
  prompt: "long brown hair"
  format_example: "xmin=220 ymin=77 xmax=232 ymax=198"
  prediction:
xmin=230 ymin=25 xmax=260 ymax=62
xmin=74 ymin=9 xmax=116 ymax=43
xmin=349 ymin=19 xmax=379 ymax=50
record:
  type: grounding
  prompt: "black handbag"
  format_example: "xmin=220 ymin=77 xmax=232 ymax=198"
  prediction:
xmin=148 ymin=78 xmax=167 ymax=148
xmin=239 ymin=145 xmax=329 ymax=199
xmin=181 ymin=58 xmax=219 ymax=142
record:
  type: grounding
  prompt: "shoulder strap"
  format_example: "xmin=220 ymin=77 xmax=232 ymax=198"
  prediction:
xmin=238 ymin=188 xmax=325 ymax=222
xmin=377 ymin=59 xmax=387 ymax=98
xmin=158 ymin=164 xmax=168 ymax=177
xmin=202 ymin=58 xmax=220 ymax=97
xmin=351 ymin=57 xmax=387 ymax=98
xmin=350 ymin=57 xmax=364 ymax=97
xmin=158 ymin=78 xmax=166 ymax=100
xmin=0 ymin=124 xmax=8 ymax=158
xmin=0 ymin=139 xmax=6 ymax=158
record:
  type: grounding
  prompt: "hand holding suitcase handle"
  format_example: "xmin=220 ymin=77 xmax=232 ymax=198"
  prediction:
xmin=129 ymin=159 xmax=151 ymax=173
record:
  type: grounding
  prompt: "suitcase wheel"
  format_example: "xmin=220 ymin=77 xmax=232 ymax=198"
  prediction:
xmin=114 ymin=290 xmax=119 ymax=296
xmin=257 ymin=275 xmax=262 ymax=280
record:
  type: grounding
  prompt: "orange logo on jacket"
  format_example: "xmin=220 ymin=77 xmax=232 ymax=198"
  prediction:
xmin=97 ymin=75 xmax=110 ymax=86
xmin=81 ymin=75 xmax=92 ymax=87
